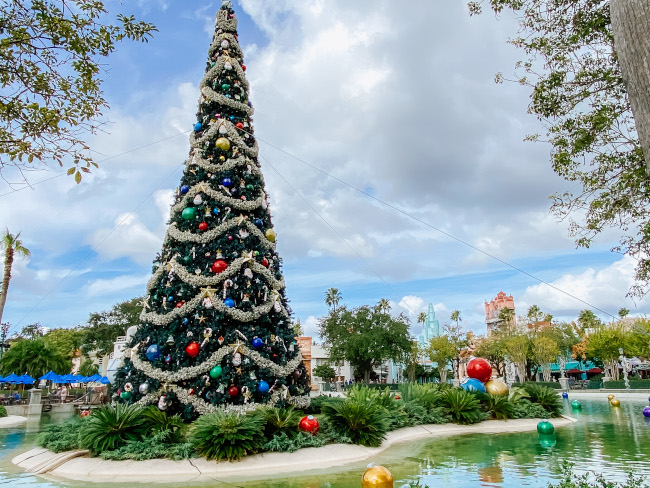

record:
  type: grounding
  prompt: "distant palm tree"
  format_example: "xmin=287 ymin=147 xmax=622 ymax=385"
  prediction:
xmin=527 ymin=304 xmax=542 ymax=324
xmin=417 ymin=312 xmax=427 ymax=325
xmin=324 ymin=288 xmax=342 ymax=310
xmin=618 ymin=308 xmax=630 ymax=319
xmin=0 ymin=230 xmax=30 ymax=326
xmin=450 ymin=310 xmax=461 ymax=327
xmin=498 ymin=307 xmax=515 ymax=328
xmin=376 ymin=298 xmax=391 ymax=313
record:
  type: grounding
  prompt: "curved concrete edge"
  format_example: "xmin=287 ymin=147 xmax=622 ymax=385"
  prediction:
xmin=0 ymin=415 xmax=28 ymax=428
xmin=13 ymin=417 xmax=573 ymax=483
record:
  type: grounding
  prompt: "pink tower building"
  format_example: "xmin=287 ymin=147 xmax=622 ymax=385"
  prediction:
xmin=484 ymin=291 xmax=515 ymax=336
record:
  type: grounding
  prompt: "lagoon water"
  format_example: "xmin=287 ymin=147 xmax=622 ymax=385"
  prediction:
xmin=1 ymin=398 xmax=649 ymax=488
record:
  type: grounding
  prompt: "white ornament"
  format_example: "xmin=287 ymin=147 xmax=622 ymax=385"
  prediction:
xmin=274 ymin=301 xmax=282 ymax=312
xmin=221 ymin=40 xmax=230 ymax=49
xmin=232 ymin=352 xmax=242 ymax=367
xmin=194 ymin=194 xmax=204 ymax=205
xmin=224 ymin=61 xmax=232 ymax=70
xmin=203 ymin=297 xmax=214 ymax=309
xmin=158 ymin=395 xmax=167 ymax=411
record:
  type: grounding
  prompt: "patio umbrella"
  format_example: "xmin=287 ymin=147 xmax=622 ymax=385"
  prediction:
xmin=54 ymin=374 xmax=75 ymax=384
xmin=566 ymin=368 xmax=583 ymax=375
xmin=72 ymin=374 xmax=85 ymax=383
xmin=99 ymin=376 xmax=110 ymax=384
xmin=3 ymin=373 xmax=21 ymax=383
xmin=586 ymin=367 xmax=602 ymax=374
xmin=87 ymin=374 xmax=102 ymax=383
xmin=39 ymin=371 xmax=59 ymax=381
xmin=19 ymin=375 xmax=35 ymax=385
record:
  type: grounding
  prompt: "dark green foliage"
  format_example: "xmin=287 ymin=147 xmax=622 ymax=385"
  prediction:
xmin=347 ymin=385 xmax=395 ymax=408
xmin=398 ymin=383 xmax=443 ymax=409
xmin=0 ymin=405 xmax=6 ymax=418
xmin=480 ymin=394 xmax=515 ymax=420
xmin=440 ymin=389 xmax=487 ymax=425
xmin=0 ymin=339 xmax=69 ymax=379
xmin=512 ymin=399 xmax=551 ymax=419
xmin=304 ymin=395 xmax=345 ymax=414
xmin=142 ymin=406 xmax=185 ymax=443
xmin=513 ymin=382 xmax=561 ymax=390
xmin=257 ymin=406 xmax=302 ymax=438
xmin=549 ymin=462 xmax=648 ymax=488
xmin=99 ymin=431 xmax=193 ymax=461
xmin=190 ymin=411 xmax=265 ymax=461
xmin=262 ymin=432 xmax=327 ymax=453
xmin=603 ymin=379 xmax=650 ymax=389
xmin=37 ymin=418 xmax=84 ymax=453
xmin=322 ymin=400 xmax=389 ymax=447
xmin=79 ymin=404 xmax=148 ymax=455
xmin=523 ymin=383 xmax=563 ymax=417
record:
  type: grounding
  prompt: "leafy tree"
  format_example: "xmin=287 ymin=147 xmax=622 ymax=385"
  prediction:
xmin=318 ymin=301 xmax=411 ymax=383
xmin=16 ymin=322 xmax=44 ymax=340
xmin=44 ymin=327 xmax=83 ymax=359
xmin=0 ymin=1 xmax=156 ymax=183
xmin=78 ymin=359 xmax=99 ymax=377
xmin=324 ymin=288 xmax=342 ymax=310
xmin=0 ymin=338 xmax=69 ymax=377
xmin=474 ymin=332 xmax=507 ymax=376
xmin=527 ymin=305 xmax=542 ymax=325
xmin=532 ymin=336 xmax=559 ymax=381
xmin=618 ymin=307 xmax=630 ymax=318
xmin=450 ymin=310 xmax=462 ymax=327
xmin=497 ymin=307 xmax=515 ymax=329
xmin=375 ymin=298 xmax=391 ymax=313
xmin=312 ymin=364 xmax=336 ymax=382
xmin=467 ymin=0 xmax=650 ymax=297
xmin=292 ymin=318 xmax=303 ymax=337
xmin=0 ymin=230 xmax=30 ymax=326
xmin=505 ymin=333 xmax=530 ymax=382
xmin=538 ymin=322 xmax=581 ymax=368
xmin=425 ymin=335 xmax=455 ymax=383
xmin=417 ymin=312 xmax=427 ymax=326
xmin=403 ymin=341 xmax=423 ymax=383
xmin=81 ymin=297 xmax=143 ymax=356
xmin=585 ymin=325 xmax=636 ymax=379
xmin=631 ymin=318 xmax=650 ymax=359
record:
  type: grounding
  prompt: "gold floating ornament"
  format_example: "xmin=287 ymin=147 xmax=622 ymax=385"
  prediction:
xmin=607 ymin=394 xmax=615 ymax=401
xmin=485 ymin=379 xmax=508 ymax=396
xmin=215 ymin=137 xmax=231 ymax=151
xmin=611 ymin=399 xmax=621 ymax=407
xmin=362 ymin=464 xmax=394 ymax=488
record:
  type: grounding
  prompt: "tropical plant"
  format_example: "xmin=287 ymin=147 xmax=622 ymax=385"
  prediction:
xmin=522 ymin=384 xmax=563 ymax=417
xmin=141 ymin=406 xmax=185 ymax=443
xmin=37 ymin=418 xmax=84 ymax=452
xmin=78 ymin=360 xmax=100 ymax=378
xmin=322 ymin=400 xmax=389 ymax=447
xmin=507 ymin=386 xmax=530 ymax=403
xmin=0 ymin=405 xmax=7 ymax=418
xmin=498 ymin=307 xmax=515 ymax=328
xmin=0 ymin=230 xmax=30 ymax=326
xmin=550 ymin=462 xmax=649 ymax=488
xmin=480 ymin=394 xmax=515 ymax=420
xmin=312 ymin=364 xmax=337 ymax=381
xmin=262 ymin=432 xmax=327 ymax=453
xmin=257 ymin=406 xmax=302 ymax=438
xmin=79 ymin=404 xmax=147 ymax=454
xmin=397 ymin=383 xmax=442 ymax=410
xmin=304 ymin=395 xmax=345 ymax=414
xmin=324 ymin=288 xmax=342 ymax=310
xmin=0 ymin=339 xmax=69 ymax=378
xmin=439 ymin=389 xmax=486 ymax=425
xmin=190 ymin=410 xmax=265 ymax=461
xmin=513 ymin=399 xmax=554 ymax=419
xmin=99 ymin=432 xmax=193 ymax=461
xmin=347 ymin=385 xmax=395 ymax=409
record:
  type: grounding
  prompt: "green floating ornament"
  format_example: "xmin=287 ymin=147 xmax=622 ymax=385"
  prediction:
xmin=537 ymin=420 xmax=555 ymax=435
xmin=182 ymin=207 xmax=197 ymax=220
xmin=210 ymin=365 xmax=223 ymax=379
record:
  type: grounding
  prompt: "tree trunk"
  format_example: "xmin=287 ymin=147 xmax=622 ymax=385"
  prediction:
xmin=542 ymin=364 xmax=551 ymax=382
xmin=517 ymin=362 xmax=527 ymax=383
xmin=364 ymin=369 xmax=370 ymax=383
xmin=610 ymin=0 xmax=650 ymax=173
xmin=605 ymin=359 xmax=619 ymax=380
xmin=439 ymin=367 xmax=448 ymax=384
xmin=0 ymin=247 xmax=14 ymax=326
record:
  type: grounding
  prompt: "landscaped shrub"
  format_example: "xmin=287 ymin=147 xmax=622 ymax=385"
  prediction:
xmin=190 ymin=410 xmax=265 ymax=461
xmin=256 ymin=406 xmax=302 ymax=438
xmin=99 ymin=431 xmax=193 ymax=461
xmin=79 ymin=404 xmax=148 ymax=455
xmin=551 ymin=463 xmax=648 ymax=488
xmin=512 ymin=399 xmax=550 ymax=419
xmin=322 ymin=399 xmax=389 ymax=447
xmin=37 ymin=418 xmax=84 ymax=453
xmin=142 ymin=406 xmax=185 ymax=443
xmin=522 ymin=383 xmax=562 ymax=417
xmin=513 ymin=381 xmax=562 ymax=390
xmin=304 ymin=395 xmax=345 ymax=414
xmin=480 ymin=394 xmax=515 ymax=420
xmin=262 ymin=432 xmax=327 ymax=452
xmin=603 ymin=379 xmax=650 ymax=389
xmin=397 ymin=383 xmax=443 ymax=410
xmin=0 ymin=405 xmax=7 ymax=418
xmin=440 ymin=389 xmax=487 ymax=424
xmin=347 ymin=385 xmax=395 ymax=409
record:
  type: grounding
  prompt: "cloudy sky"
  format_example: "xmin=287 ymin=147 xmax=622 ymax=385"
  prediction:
xmin=1 ymin=0 xmax=646 ymax=341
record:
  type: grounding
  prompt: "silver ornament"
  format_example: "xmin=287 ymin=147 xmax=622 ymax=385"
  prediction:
xmin=139 ymin=383 xmax=149 ymax=395
xmin=193 ymin=194 xmax=203 ymax=205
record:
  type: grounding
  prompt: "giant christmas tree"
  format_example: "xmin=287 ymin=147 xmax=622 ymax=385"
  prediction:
xmin=114 ymin=1 xmax=310 ymax=420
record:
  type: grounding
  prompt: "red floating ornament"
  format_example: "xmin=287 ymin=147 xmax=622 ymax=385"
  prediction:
xmin=211 ymin=259 xmax=228 ymax=273
xmin=198 ymin=222 xmax=208 ymax=232
xmin=80 ymin=410 xmax=90 ymax=418
xmin=186 ymin=342 xmax=200 ymax=358
xmin=228 ymin=386 xmax=239 ymax=397
xmin=299 ymin=415 xmax=319 ymax=435
xmin=394 ymin=394 xmax=401 ymax=400
xmin=466 ymin=357 xmax=492 ymax=383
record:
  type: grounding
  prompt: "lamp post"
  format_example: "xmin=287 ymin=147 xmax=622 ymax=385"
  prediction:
xmin=619 ymin=347 xmax=630 ymax=390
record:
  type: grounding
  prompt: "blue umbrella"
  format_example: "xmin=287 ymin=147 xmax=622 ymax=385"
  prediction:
xmin=88 ymin=374 xmax=102 ymax=382
xmin=19 ymin=375 xmax=35 ymax=385
xmin=3 ymin=373 xmax=21 ymax=384
xmin=54 ymin=374 xmax=74 ymax=384
xmin=0 ymin=376 xmax=4 ymax=382
xmin=72 ymin=374 xmax=85 ymax=383
xmin=39 ymin=371 xmax=59 ymax=381
xmin=99 ymin=376 xmax=111 ymax=384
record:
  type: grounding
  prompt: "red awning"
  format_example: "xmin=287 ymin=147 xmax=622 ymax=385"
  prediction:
xmin=566 ymin=368 xmax=583 ymax=374
xmin=586 ymin=367 xmax=602 ymax=374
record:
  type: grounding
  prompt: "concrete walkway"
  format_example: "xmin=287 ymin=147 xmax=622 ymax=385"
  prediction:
xmin=12 ymin=417 xmax=575 ymax=483
xmin=564 ymin=390 xmax=650 ymax=401
xmin=0 ymin=415 xmax=27 ymax=428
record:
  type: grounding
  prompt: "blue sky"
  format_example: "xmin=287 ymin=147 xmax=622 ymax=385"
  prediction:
xmin=1 ymin=0 xmax=646 ymax=341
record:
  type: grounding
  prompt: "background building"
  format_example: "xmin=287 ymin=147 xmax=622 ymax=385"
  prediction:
xmin=484 ymin=291 xmax=515 ymax=336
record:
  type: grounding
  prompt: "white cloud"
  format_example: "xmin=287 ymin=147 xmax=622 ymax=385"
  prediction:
xmin=87 ymin=213 xmax=161 ymax=265
xmin=87 ymin=274 xmax=150 ymax=297
xmin=301 ymin=315 xmax=319 ymax=338
xmin=398 ymin=295 xmax=425 ymax=317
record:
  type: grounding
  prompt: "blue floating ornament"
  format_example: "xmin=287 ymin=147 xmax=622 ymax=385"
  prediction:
xmin=222 ymin=177 xmax=232 ymax=187
xmin=146 ymin=344 xmax=161 ymax=361
xmin=193 ymin=122 xmax=202 ymax=132
xmin=253 ymin=218 xmax=263 ymax=227
xmin=643 ymin=406 xmax=650 ymax=418
xmin=224 ymin=298 xmax=235 ymax=308
xmin=461 ymin=378 xmax=486 ymax=393
xmin=180 ymin=185 xmax=190 ymax=194
xmin=562 ymin=392 xmax=568 ymax=398
xmin=252 ymin=337 xmax=263 ymax=349
xmin=258 ymin=380 xmax=270 ymax=394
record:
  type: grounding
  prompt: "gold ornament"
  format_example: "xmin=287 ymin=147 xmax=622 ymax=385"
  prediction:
xmin=485 ymin=379 xmax=508 ymax=396
xmin=607 ymin=394 xmax=615 ymax=401
xmin=362 ymin=465 xmax=394 ymax=488
xmin=611 ymin=398 xmax=621 ymax=407
xmin=265 ymin=229 xmax=276 ymax=242
xmin=215 ymin=137 xmax=231 ymax=151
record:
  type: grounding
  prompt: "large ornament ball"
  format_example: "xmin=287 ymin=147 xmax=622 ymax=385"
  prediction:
xmin=485 ymin=379 xmax=508 ymax=396
xmin=299 ymin=415 xmax=320 ymax=435
xmin=253 ymin=218 xmax=263 ymax=227
xmin=211 ymin=259 xmax=228 ymax=273
xmin=210 ymin=365 xmax=223 ymax=379
xmin=222 ymin=177 xmax=232 ymax=187
xmin=461 ymin=377 xmax=486 ymax=393
xmin=186 ymin=342 xmax=200 ymax=358
xmin=198 ymin=222 xmax=208 ymax=232
xmin=258 ymin=380 xmax=270 ymax=394
xmin=215 ymin=137 xmax=231 ymax=151
xmin=539 ymin=434 xmax=557 ymax=449
xmin=467 ymin=357 xmax=492 ymax=383
xmin=80 ymin=410 xmax=90 ymax=418
xmin=182 ymin=207 xmax=197 ymax=220
xmin=361 ymin=465 xmax=394 ymax=488
xmin=562 ymin=392 xmax=569 ymax=398
xmin=194 ymin=122 xmax=202 ymax=132
xmin=252 ymin=337 xmax=263 ymax=349
xmin=180 ymin=185 xmax=190 ymax=194
xmin=224 ymin=298 xmax=235 ymax=308
xmin=265 ymin=229 xmax=277 ymax=242
xmin=572 ymin=400 xmax=582 ymax=410
xmin=139 ymin=383 xmax=149 ymax=395
xmin=121 ymin=391 xmax=132 ymax=401
xmin=643 ymin=406 xmax=650 ymax=418
xmin=608 ymin=394 xmax=615 ymax=401
xmin=611 ymin=399 xmax=621 ymax=407
xmin=537 ymin=420 xmax=555 ymax=435
xmin=146 ymin=344 xmax=161 ymax=361
xmin=228 ymin=386 xmax=239 ymax=397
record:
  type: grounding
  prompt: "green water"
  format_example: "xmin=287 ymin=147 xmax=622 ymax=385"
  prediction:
xmin=1 ymin=398 xmax=649 ymax=488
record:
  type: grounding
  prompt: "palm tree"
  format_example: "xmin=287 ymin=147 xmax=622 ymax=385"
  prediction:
xmin=376 ymin=298 xmax=391 ymax=313
xmin=618 ymin=308 xmax=630 ymax=319
xmin=450 ymin=310 xmax=461 ymax=327
xmin=0 ymin=230 xmax=30 ymax=326
xmin=527 ymin=304 xmax=542 ymax=325
xmin=324 ymin=288 xmax=342 ymax=310
xmin=498 ymin=307 xmax=515 ymax=329
xmin=0 ymin=339 xmax=69 ymax=378
xmin=417 ymin=312 xmax=427 ymax=325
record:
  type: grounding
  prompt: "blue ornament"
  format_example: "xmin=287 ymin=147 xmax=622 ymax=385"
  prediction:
xmin=258 ymin=380 xmax=270 ymax=394
xmin=146 ymin=344 xmax=161 ymax=361
xmin=252 ymin=337 xmax=263 ymax=349
xmin=222 ymin=177 xmax=232 ymax=187
xmin=180 ymin=185 xmax=190 ymax=194
xmin=165 ymin=355 xmax=171 ymax=364
xmin=461 ymin=378 xmax=486 ymax=393
xmin=253 ymin=218 xmax=263 ymax=227
xmin=224 ymin=298 xmax=235 ymax=308
xmin=194 ymin=122 xmax=202 ymax=132
xmin=213 ymin=207 xmax=220 ymax=216
xmin=643 ymin=406 xmax=650 ymax=418
xmin=230 ymin=115 xmax=235 ymax=121
xmin=168 ymin=296 xmax=174 ymax=302
xmin=562 ymin=392 xmax=568 ymax=398
xmin=183 ymin=318 xmax=189 ymax=326
xmin=248 ymin=101 xmax=252 ymax=107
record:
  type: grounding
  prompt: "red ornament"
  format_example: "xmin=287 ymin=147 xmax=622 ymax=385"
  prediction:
xmin=261 ymin=258 xmax=269 ymax=267
xmin=299 ymin=415 xmax=319 ymax=435
xmin=80 ymin=410 xmax=90 ymax=418
xmin=211 ymin=259 xmax=228 ymax=273
xmin=186 ymin=342 xmax=200 ymax=358
xmin=467 ymin=357 xmax=492 ymax=383
xmin=176 ymin=301 xmax=185 ymax=308
xmin=235 ymin=122 xmax=244 ymax=130
xmin=394 ymin=394 xmax=401 ymax=400
xmin=241 ymin=64 xmax=246 ymax=71
xmin=189 ymin=388 xmax=195 ymax=396
xmin=198 ymin=222 xmax=208 ymax=232
xmin=228 ymin=386 xmax=239 ymax=397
